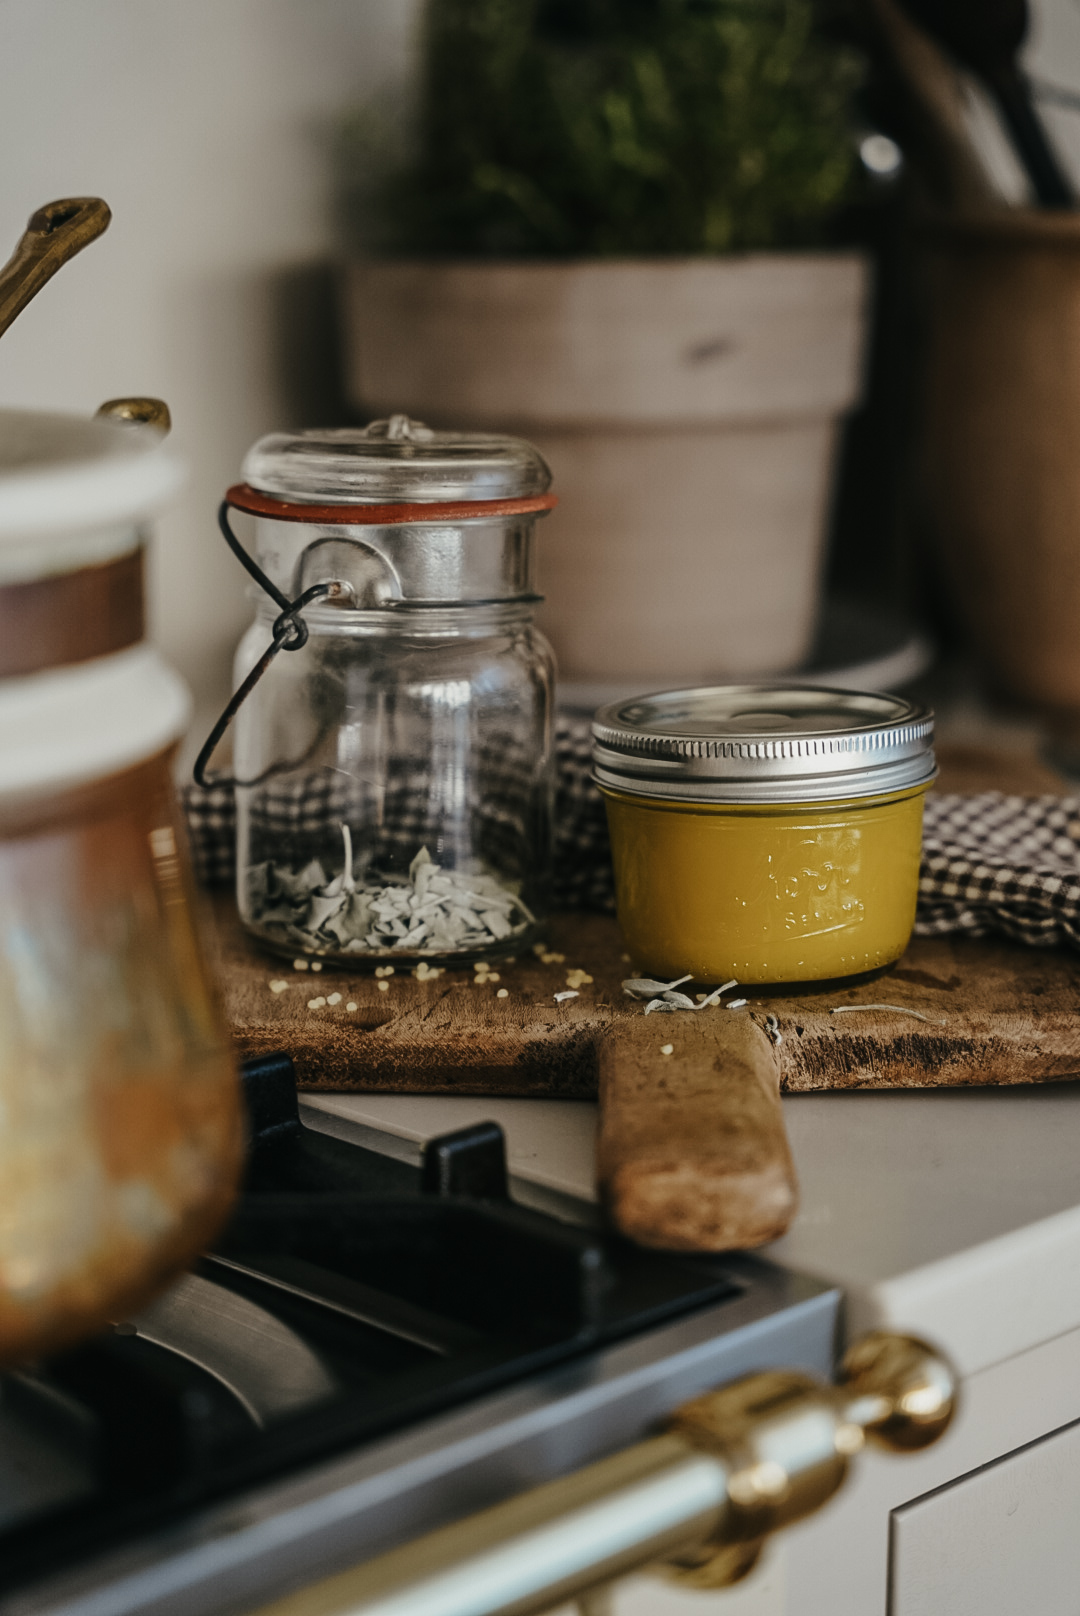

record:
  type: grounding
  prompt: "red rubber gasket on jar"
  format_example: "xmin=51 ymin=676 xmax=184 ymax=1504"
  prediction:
xmin=225 ymin=483 xmax=558 ymax=525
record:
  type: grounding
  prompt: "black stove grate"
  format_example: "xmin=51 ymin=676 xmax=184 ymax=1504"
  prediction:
xmin=0 ymin=1055 xmax=742 ymax=1596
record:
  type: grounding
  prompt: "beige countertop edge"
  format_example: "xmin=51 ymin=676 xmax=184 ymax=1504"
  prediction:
xmin=301 ymin=1088 xmax=1080 ymax=1376
xmin=840 ymin=1203 xmax=1080 ymax=1378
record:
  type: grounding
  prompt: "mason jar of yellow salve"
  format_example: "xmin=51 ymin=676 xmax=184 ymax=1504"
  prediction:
xmin=592 ymin=685 xmax=935 ymax=985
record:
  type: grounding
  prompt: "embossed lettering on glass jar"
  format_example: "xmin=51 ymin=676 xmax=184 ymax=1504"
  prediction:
xmin=224 ymin=417 xmax=557 ymax=965
xmin=592 ymin=685 xmax=935 ymax=984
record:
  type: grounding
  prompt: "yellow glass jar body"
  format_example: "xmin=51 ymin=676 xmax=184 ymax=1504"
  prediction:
xmin=601 ymin=784 xmax=928 ymax=984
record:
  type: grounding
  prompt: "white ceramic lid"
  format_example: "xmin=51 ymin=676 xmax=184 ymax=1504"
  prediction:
xmin=0 ymin=408 xmax=184 ymax=583
xmin=0 ymin=645 xmax=191 ymax=799
xmin=0 ymin=409 xmax=190 ymax=794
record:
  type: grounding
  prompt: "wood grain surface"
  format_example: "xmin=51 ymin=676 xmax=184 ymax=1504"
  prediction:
xmin=204 ymin=893 xmax=1080 ymax=1098
xmin=597 ymin=1015 xmax=796 ymax=1251
xmin=200 ymin=740 xmax=1080 ymax=1252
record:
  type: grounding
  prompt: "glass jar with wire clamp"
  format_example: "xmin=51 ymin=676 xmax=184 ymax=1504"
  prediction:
xmin=197 ymin=416 xmax=557 ymax=967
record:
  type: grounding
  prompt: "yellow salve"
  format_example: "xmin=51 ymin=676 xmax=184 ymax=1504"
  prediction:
xmin=601 ymin=784 xmax=929 ymax=984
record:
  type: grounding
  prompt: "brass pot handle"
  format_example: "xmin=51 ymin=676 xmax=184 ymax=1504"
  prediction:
xmin=0 ymin=197 xmax=111 ymax=342
xmin=248 ymin=1331 xmax=957 ymax=1616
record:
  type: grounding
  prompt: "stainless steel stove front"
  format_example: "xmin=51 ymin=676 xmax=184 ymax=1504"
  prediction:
xmin=2 ymin=1261 xmax=838 ymax=1616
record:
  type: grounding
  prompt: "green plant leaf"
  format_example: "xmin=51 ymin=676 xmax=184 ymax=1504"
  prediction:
xmin=345 ymin=0 xmax=865 ymax=257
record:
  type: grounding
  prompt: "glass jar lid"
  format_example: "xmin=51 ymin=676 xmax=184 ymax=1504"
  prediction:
xmin=243 ymin=414 xmax=551 ymax=505
xmin=592 ymin=684 xmax=935 ymax=804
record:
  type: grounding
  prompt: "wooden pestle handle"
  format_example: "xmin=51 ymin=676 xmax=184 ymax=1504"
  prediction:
xmin=596 ymin=1013 xmax=798 ymax=1252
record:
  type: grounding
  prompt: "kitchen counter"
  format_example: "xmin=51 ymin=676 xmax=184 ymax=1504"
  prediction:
xmin=303 ymin=1080 xmax=1080 ymax=1615
xmin=301 ymin=698 xmax=1080 ymax=1379
xmin=297 ymin=722 xmax=1080 ymax=1613
xmin=303 ymin=1077 xmax=1080 ymax=1378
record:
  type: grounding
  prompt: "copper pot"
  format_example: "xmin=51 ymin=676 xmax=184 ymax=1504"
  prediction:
xmin=0 ymin=201 xmax=242 ymax=1367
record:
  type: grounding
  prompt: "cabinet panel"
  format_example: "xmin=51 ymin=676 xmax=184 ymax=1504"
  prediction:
xmin=890 ymin=1418 xmax=1080 ymax=1616
xmin=544 ymin=1546 xmax=786 ymax=1616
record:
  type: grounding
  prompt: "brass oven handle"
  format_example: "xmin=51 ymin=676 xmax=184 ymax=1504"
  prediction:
xmin=0 ymin=197 xmax=111 ymax=342
xmin=252 ymin=1332 xmax=956 ymax=1616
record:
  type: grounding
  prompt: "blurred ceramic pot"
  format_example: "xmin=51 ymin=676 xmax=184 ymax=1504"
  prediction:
xmin=342 ymin=255 xmax=869 ymax=685
xmin=0 ymin=408 xmax=243 ymax=1368
xmin=922 ymin=210 xmax=1080 ymax=717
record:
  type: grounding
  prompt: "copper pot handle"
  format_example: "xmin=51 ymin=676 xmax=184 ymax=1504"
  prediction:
xmin=0 ymin=197 xmax=111 ymax=342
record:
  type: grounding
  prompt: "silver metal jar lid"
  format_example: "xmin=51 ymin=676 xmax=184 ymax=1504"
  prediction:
xmin=592 ymin=685 xmax=935 ymax=804
xmin=243 ymin=415 xmax=551 ymax=505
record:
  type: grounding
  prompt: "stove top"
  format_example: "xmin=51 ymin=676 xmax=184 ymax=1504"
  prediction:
xmin=0 ymin=1056 xmax=839 ymax=1616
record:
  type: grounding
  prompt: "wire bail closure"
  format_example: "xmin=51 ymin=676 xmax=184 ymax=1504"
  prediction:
xmin=192 ymin=502 xmax=353 ymax=789
xmin=193 ymin=476 xmax=558 ymax=790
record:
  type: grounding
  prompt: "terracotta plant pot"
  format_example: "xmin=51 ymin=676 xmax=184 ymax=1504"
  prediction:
xmin=923 ymin=211 xmax=1080 ymax=718
xmin=342 ymin=256 xmax=869 ymax=685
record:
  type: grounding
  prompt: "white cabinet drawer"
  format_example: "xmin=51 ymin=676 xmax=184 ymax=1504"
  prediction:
xmin=891 ymin=1418 xmax=1080 ymax=1616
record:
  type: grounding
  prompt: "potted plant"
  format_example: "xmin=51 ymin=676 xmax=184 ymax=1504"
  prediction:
xmin=339 ymin=0 xmax=869 ymax=688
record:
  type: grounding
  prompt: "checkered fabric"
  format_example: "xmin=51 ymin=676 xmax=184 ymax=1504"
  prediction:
xmin=916 ymin=793 xmax=1080 ymax=949
xmin=235 ymin=737 xmax=539 ymax=881
xmin=180 ymin=716 xmax=1080 ymax=950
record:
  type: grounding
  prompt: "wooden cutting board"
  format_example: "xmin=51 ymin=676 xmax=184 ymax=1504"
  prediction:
xmin=206 ymin=890 xmax=1080 ymax=1252
xmin=205 ymin=895 xmax=1080 ymax=1252
xmin=200 ymin=743 xmax=1080 ymax=1252
xmin=206 ymin=893 xmax=1080 ymax=1098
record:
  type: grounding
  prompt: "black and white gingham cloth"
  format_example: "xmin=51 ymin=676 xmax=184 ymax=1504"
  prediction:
xmin=181 ymin=718 xmax=611 ymax=909
xmin=916 ymin=793 xmax=1080 ymax=949
xmin=180 ymin=718 xmax=1080 ymax=952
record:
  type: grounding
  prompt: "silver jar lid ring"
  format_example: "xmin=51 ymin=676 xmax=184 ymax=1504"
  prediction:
xmin=592 ymin=684 xmax=935 ymax=805
xmin=225 ymin=482 xmax=558 ymax=527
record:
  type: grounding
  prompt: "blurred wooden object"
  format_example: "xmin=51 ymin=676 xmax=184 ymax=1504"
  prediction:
xmin=933 ymin=740 xmax=1070 ymax=794
xmin=893 ymin=0 xmax=1074 ymax=207
xmin=865 ymin=0 xmax=1000 ymax=209
xmin=922 ymin=212 xmax=1080 ymax=720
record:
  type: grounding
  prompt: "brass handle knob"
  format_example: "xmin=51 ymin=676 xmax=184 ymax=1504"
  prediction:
xmin=664 ymin=1331 xmax=957 ymax=1588
xmin=839 ymin=1329 xmax=957 ymax=1453
xmin=96 ymin=396 xmax=172 ymax=434
xmin=248 ymin=1332 xmax=956 ymax=1616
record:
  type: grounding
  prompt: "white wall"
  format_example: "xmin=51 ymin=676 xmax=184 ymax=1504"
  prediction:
xmin=0 ymin=0 xmax=419 ymax=729
xmin=1 ymin=0 xmax=1079 ymax=733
